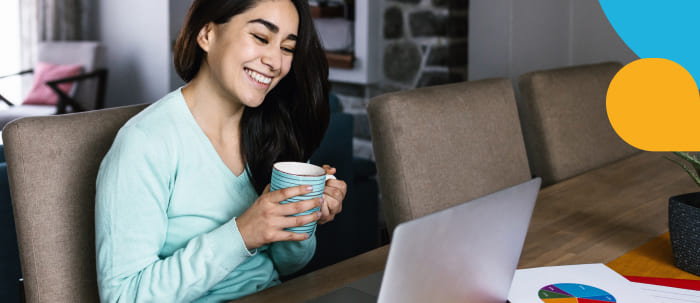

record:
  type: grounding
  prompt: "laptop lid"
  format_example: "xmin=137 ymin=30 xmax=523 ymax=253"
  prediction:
xmin=376 ymin=177 xmax=541 ymax=303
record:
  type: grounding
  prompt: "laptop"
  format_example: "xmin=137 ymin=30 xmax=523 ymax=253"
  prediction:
xmin=307 ymin=177 xmax=541 ymax=303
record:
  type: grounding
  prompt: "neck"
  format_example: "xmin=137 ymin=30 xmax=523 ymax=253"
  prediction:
xmin=182 ymin=63 xmax=244 ymax=142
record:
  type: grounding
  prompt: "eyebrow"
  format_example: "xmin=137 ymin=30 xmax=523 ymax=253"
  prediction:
xmin=249 ymin=18 xmax=297 ymax=41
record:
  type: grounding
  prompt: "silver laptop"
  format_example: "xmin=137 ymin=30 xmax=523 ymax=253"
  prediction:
xmin=308 ymin=177 xmax=541 ymax=303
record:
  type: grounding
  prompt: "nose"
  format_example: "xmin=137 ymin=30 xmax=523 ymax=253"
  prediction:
xmin=261 ymin=46 xmax=282 ymax=73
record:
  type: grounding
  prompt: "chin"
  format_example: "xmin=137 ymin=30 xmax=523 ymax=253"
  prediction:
xmin=242 ymin=96 xmax=266 ymax=108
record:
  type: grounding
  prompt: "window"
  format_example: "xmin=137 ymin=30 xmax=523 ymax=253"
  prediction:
xmin=0 ymin=0 xmax=22 ymax=106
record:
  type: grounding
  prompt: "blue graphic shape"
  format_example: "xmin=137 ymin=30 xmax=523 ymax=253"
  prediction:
xmin=585 ymin=295 xmax=617 ymax=302
xmin=555 ymin=283 xmax=610 ymax=298
xmin=598 ymin=1 xmax=700 ymax=89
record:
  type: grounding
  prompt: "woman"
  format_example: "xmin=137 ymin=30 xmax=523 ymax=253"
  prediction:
xmin=95 ymin=0 xmax=346 ymax=302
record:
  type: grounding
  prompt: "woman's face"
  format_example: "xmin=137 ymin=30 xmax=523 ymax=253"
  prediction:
xmin=199 ymin=0 xmax=299 ymax=108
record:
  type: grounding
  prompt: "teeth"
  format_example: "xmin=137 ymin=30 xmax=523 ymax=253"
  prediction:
xmin=245 ymin=68 xmax=272 ymax=84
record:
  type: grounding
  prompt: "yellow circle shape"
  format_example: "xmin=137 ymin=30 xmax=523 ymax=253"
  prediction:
xmin=607 ymin=58 xmax=700 ymax=151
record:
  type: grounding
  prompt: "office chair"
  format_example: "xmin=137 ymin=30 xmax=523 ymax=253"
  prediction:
xmin=517 ymin=62 xmax=640 ymax=186
xmin=367 ymin=79 xmax=532 ymax=234
xmin=3 ymin=104 xmax=147 ymax=302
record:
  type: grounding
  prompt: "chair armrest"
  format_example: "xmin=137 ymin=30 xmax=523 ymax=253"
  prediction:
xmin=0 ymin=69 xmax=33 ymax=80
xmin=45 ymin=68 xmax=107 ymax=86
xmin=0 ymin=69 xmax=34 ymax=106
xmin=46 ymin=68 xmax=108 ymax=113
xmin=0 ymin=93 xmax=14 ymax=107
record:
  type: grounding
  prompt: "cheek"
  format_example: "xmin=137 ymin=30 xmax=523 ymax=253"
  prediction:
xmin=281 ymin=57 xmax=294 ymax=78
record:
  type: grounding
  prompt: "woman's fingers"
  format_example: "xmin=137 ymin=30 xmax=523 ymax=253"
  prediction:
xmin=281 ymin=230 xmax=313 ymax=242
xmin=261 ymin=211 xmax=318 ymax=243
xmin=283 ymin=210 xmax=321 ymax=228
xmin=318 ymin=178 xmax=346 ymax=224
xmin=238 ymin=184 xmax=324 ymax=248
xmin=278 ymin=197 xmax=322 ymax=216
xmin=266 ymin=184 xmax=313 ymax=203
xmin=324 ymin=180 xmax=346 ymax=200
xmin=319 ymin=196 xmax=340 ymax=224
xmin=322 ymin=164 xmax=336 ymax=175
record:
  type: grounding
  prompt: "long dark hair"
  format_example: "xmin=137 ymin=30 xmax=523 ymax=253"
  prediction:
xmin=174 ymin=0 xmax=330 ymax=194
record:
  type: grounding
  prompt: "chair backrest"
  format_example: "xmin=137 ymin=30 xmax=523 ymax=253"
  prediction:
xmin=3 ymin=104 xmax=148 ymax=303
xmin=37 ymin=41 xmax=104 ymax=111
xmin=368 ymin=79 xmax=532 ymax=233
xmin=517 ymin=62 xmax=639 ymax=186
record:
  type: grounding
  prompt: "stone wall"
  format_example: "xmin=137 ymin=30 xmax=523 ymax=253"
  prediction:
xmin=382 ymin=0 xmax=468 ymax=89
xmin=331 ymin=0 xmax=468 ymax=160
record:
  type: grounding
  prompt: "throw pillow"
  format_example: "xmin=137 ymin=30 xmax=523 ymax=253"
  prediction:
xmin=22 ymin=62 xmax=83 ymax=105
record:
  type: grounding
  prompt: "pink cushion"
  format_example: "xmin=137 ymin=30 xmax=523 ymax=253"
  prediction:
xmin=22 ymin=62 xmax=83 ymax=105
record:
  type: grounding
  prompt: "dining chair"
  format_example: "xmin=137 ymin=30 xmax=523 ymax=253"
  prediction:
xmin=3 ymin=104 xmax=148 ymax=303
xmin=0 ymin=41 xmax=108 ymax=130
xmin=367 ymin=79 xmax=533 ymax=234
xmin=517 ymin=62 xmax=639 ymax=186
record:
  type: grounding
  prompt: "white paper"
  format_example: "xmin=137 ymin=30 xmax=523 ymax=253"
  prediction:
xmin=507 ymin=263 xmax=653 ymax=303
xmin=632 ymin=282 xmax=700 ymax=303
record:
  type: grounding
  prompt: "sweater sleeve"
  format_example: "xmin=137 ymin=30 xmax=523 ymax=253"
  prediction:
xmin=95 ymin=126 xmax=254 ymax=303
xmin=268 ymin=230 xmax=317 ymax=276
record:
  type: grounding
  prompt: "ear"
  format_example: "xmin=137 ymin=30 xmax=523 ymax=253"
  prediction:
xmin=196 ymin=22 xmax=215 ymax=52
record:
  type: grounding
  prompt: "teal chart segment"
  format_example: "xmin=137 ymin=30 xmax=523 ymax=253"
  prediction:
xmin=598 ymin=0 xmax=700 ymax=89
xmin=538 ymin=283 xmax=616 ymax=302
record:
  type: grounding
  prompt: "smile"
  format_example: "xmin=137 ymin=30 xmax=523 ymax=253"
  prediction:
xmin=245 ymin=68 xmax=272 ymax=85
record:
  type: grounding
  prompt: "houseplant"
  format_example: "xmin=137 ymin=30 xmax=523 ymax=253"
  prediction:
xmin=665 ymin=152 xmax=700 ymax=276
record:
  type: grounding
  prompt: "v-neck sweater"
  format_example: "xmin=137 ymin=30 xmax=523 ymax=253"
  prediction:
xmin=95 ymin=88 xmax=316 ymax=303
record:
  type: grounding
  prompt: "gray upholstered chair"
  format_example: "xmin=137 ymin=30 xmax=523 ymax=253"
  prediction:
xmin=0 ymin=41 xmax=108 ymax=130
xmin=368 ymin=79 xmax=532 ymax=234
xmin=3 ymin=104 xmax=147 ymax=303
xmin=517 ymin=62 xmax=639 ymax=186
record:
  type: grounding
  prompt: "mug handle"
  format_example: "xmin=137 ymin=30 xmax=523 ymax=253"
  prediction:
xmin=325 ymin=174 xmax=337 ymax=181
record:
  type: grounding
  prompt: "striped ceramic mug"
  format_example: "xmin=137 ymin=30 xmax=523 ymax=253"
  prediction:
xmin=271 ymin=162 xmax=336 ymax=235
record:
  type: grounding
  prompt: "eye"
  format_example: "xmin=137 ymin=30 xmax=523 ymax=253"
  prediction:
xmin=281 ymin=47 xmax=295 ymax=54
xmin=252 ymin=34 xmax=268 ymax=44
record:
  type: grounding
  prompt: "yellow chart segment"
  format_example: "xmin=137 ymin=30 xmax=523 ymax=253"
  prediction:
xmin=541 ymin=298 xmax=580 ymax=303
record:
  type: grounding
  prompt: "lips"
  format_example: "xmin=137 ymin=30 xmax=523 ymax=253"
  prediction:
xmin=244 ymin=67 xmax=272 ymax=85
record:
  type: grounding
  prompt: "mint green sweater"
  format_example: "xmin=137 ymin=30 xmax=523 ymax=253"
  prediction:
xmin=95 ymin=89 xmax=316 ymax=303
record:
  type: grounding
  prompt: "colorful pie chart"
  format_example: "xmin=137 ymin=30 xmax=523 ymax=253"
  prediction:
xmin=538 ymin=283 xmax=616 ymax=303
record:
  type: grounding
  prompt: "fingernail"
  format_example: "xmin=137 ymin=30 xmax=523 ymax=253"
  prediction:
xmin=317 ymin=211 xmax=322 ymax=218
xmin=306 ymin=186 xmax=313 ymax=191
xmin=319 ymin=197 xmax=324 ymax=205
xmin=305 ymin=233 xmax=310 ymax=239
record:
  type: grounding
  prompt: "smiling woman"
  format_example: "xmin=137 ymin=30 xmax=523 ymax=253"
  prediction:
xmin=186 ymin=1 xmax=299 ymax=110
xmin=95 ymin=1 xmax=345 ymax=302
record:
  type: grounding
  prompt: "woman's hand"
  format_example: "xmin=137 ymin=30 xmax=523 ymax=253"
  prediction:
xmin=319 ymin=165 xmax=347 ymax=224
xmin=236 ymin=184 xmax=322 ymax=250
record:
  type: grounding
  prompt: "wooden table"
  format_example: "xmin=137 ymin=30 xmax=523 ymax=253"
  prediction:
xmin=234 ymin=152 xmax=699 ymax=302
